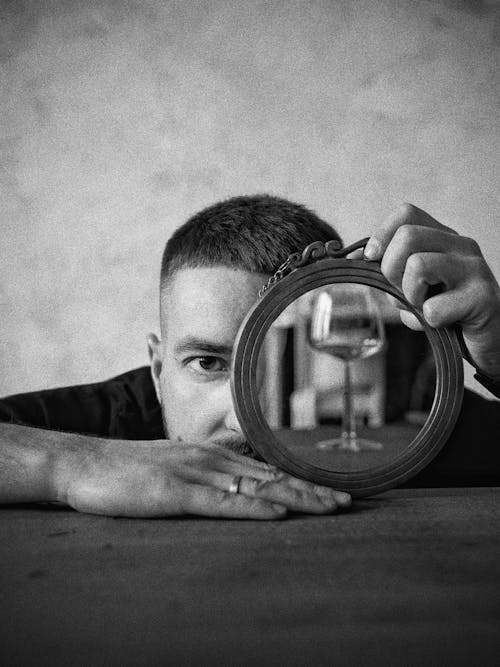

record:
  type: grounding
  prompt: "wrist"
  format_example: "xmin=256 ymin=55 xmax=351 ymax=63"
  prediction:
xmin=460 ymin=327 xmax=500 ymax=382
xmin=0 ymin=423 xmax=67 ymax=504
xmin=473 ymin=370 xmax=500 ymax=399
xmin=51 ymin=432 xmax=100 ymax=505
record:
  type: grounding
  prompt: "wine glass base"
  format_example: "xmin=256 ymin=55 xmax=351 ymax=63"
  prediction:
xmin=315 ymin=437 xmax=383 ymax=452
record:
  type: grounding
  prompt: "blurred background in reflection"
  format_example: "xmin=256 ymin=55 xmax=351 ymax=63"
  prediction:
xmin=258 ymin=284 xmax=435 ymax=471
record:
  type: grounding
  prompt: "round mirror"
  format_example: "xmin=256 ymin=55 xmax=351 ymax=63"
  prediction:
xmin=231 ymin=248 xmax=464 ymax=497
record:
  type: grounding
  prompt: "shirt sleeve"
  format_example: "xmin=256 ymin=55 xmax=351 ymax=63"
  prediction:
xmin=407 ymin=387 xmax=500 ymax=487
xmin=0 ymin=367 xmax=164 ymax=440
xmin=474 ymin=371 xmax=500 ymax=399
xmin=454 ymin=327 xmax=500 ymax=399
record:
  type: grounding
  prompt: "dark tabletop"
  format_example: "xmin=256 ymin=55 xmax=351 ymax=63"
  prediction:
xmin=1 ymin=488 xmax=499 ymax=666
xmin=277 ymin=422 xmax=422 ymax=471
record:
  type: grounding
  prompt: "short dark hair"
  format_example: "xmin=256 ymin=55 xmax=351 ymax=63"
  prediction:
xmin=160 ymin=194 xmax=341 ymax=289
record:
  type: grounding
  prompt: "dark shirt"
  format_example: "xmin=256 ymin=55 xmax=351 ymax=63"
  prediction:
xmin=0 ymin=366 xmax=499 ymax=487
xmin=0 ymin=367 xmax=165 ymax=440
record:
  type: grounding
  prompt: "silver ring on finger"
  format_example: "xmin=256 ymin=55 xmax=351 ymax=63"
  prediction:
xmin=228 ymin=475 xmax=243 ymax=494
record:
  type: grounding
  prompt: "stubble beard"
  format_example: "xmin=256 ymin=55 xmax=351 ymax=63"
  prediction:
xmin=161 ymin=408 xmax=258 ymax=458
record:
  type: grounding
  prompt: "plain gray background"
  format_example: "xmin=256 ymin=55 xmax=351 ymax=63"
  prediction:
xmin=1 ymin=0 xmax=499 ymax=396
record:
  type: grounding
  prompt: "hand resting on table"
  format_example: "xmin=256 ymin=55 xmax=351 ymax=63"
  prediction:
xmin=0 ymin=424 xmax=351 ymax=519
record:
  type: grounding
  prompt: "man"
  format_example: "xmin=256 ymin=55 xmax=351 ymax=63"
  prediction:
xmin=1 ymin=196 xmax=499 ymax=518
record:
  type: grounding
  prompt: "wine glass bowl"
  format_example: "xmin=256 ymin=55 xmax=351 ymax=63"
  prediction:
xmin=308 ymin=283 xmax=386 ymax=452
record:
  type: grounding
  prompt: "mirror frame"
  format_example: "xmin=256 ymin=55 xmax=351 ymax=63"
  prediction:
xmin=231 ymin=249 xmax=464 ymax=497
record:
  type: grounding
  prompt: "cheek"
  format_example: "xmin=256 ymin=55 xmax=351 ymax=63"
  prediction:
xmin=159 ymin=365 xmax=192 ymax=406
xmin=159 ymin=368 xmax=192 ymax=432
xmin=158 ymin=365 xmax=216 ymax=442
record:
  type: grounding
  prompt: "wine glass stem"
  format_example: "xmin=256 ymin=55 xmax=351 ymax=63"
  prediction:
xmin=342 ymin=360 xmax=357 ymax=445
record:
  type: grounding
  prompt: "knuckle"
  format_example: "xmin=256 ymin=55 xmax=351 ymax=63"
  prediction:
xmin=268 ymin=470 xmax=286 ymax=482
xmin=381 ymin=257 xmax=401 ymax=287
xmin=244 ymin=477 xmax=260 ymax=493
xmin=462 ymin=236 xmax=481 ymax=256
xmin=422 ymin=301 xmax=442 ymax=326
xmin=471 ymin=277 xmax=493 ymax=303
xmin=380 ymin=252 xmax=393 ymax=278
xmin=465 ymin=255 xmax=493 ymax=290
xmin=405 ymin=252 xmax=426 ymax=276
xmin=399 ymin=202 xmax=418 ymax=220
xmin=189 ymin=448 xmax=214 ymax=467
xmin=394 ymin=223 xmax=416 ymax=248
xmin=400 ymin=310 xmax=424 ymax=331
xmin=258 ymin=469 xmax=286 ymax=484
xmin=213 ymin=488 xmax=228 ymax=505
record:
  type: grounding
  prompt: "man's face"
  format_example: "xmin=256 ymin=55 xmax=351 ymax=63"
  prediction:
xmin=149 ymin=266 xmax=267 ymax=454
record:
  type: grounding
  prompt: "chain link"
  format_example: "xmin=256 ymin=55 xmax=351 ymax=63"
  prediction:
xmin=258 ymin=254 xmax=300 ymax=297
xmin=257 ymin=237 xmax=369 ymax=298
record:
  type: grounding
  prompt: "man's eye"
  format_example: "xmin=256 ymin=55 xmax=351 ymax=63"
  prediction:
xmin=187 ymin=357 xmax=227 ymax=374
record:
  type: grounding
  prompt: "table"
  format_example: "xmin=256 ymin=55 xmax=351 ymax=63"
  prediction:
xmin=1 ymin=488 xmax=499 ymax=666
xmin=278 ymin=422 xmax=422 ymax=471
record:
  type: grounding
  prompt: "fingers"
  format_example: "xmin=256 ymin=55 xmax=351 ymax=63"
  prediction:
xmin=172 ymin=443 xmax=351 ymax=516
xmin=380 ymin=227 xmax=474 ymax=290
xmin=413 ymin=282 xmax=492 ymax=332
xmin=179 ymin=441 xmax=274 ymax=475
xmin=364 ymin=203 xmax=457 ymax=262
xmin=236 ymin=473 xmax=351 ymax=514
xmin=399 ymin=309 xmax=425 ymax=331
xmin=400 ymin=252 xmax=460 ymax=309
xmin=208 ymin=456 xmax=281 ymax=481
xmin=362 ymin=203 xmax=493 ymax=336
xmin=384 ymin=293 xmax=425 ymax=334
xmin=183 ymin=464 xmax=351 ymax=515
xmin=194 ymin=440 xmax=277 ymax=471
xmin=393 ymin=250 xmax=492 ymax=330
xmin=209 ymin=443 xmax=277 ymax=471
xmin=346 ymin=247 xmax=365 ymax=260
xmin=365 ymin=205 xmax=500 ymax=375
xmin=266 ymin=470 xmax=351 ymax=505
xmin=180 ymin=484 xmax=288 ymax=520
xmin=179 ymin=473 xmax=351 ymax=520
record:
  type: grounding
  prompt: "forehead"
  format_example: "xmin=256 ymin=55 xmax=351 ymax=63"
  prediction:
xmin=160 ymin=267 xmax=268 ymax=345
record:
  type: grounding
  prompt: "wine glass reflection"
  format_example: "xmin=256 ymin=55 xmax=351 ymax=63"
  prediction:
xmin=308 ymin=284 xmax=385 ymax=452
xmin=256 ymin=283 xmax=436 ymax=473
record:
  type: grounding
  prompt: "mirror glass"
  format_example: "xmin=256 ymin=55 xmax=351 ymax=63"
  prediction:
xmin=256 ymin=281 xmax=436 ymax=473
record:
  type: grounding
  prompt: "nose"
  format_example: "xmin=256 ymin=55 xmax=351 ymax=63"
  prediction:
xmin=221 ymin=380 xmax=242 ymax=433
xmin=224 ymin=403 xmax=241 ymax=432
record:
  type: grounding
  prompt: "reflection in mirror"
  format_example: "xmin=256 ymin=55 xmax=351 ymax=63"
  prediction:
xmin=257 ymin=282 xmax=436 ymax=473
xmin=308 ymin=283 xmax=385 ymax=452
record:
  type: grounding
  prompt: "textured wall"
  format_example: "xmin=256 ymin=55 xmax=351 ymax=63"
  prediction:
xmin=1 ymin=0 xmax=499 ymax=395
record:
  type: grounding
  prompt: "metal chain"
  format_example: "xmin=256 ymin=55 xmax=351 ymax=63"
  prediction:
xmin=258 ymin=253 xmax=301 ymax=298
xmin=258 ymin=237 xmax=369 ymax=298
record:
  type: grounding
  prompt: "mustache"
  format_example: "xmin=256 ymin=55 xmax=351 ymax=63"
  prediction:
xmin=211 ymin=435 xmax=258 ymax=458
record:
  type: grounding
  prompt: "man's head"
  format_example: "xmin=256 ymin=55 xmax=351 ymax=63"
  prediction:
xmin=148 ymin=194 xmax=341 ymax=452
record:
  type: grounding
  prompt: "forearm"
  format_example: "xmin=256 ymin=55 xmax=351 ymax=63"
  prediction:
xmin=0 ymin=422 xmax=351 ymax=518
xmin=0 ymin=422 xmax=87 ymax=505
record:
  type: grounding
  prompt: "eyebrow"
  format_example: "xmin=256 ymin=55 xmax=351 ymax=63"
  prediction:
xmin=174 ymin=337 xmax=233 ymax=356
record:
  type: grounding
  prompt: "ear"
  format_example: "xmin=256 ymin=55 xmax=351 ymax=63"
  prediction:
xmin=147 ymin=333 xmax=162 ymax=403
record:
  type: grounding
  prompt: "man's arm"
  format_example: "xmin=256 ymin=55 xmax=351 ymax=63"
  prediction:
xmin=0 ymin=422 xmax=58 ymax=503
xmin=0 ymin=369 xmax=350 ymax=518
xmin=0 ymin=422 xmax=351 ymax=518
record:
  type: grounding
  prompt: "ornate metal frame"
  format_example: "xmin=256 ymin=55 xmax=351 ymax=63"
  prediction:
xmin=231 ymin=240 xmax=464 ymax=497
